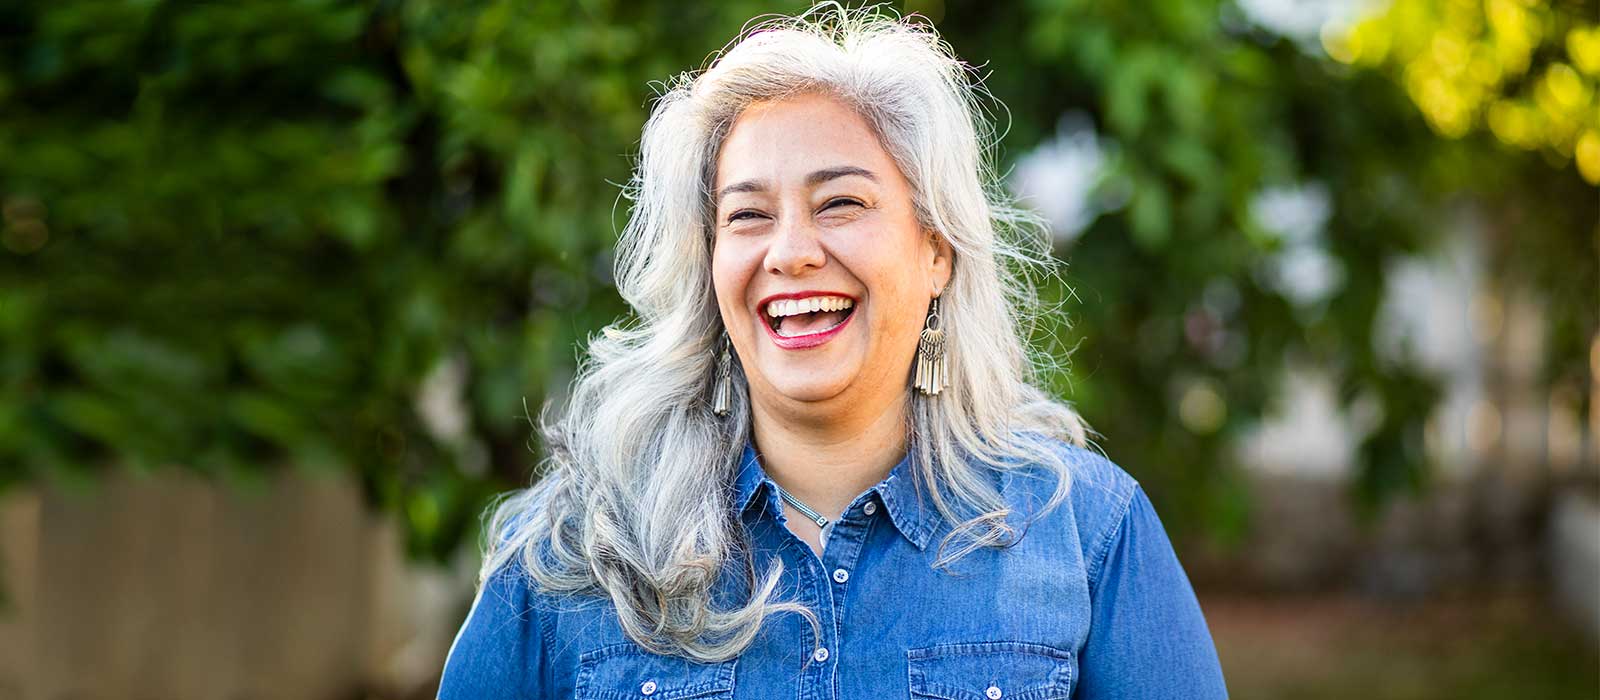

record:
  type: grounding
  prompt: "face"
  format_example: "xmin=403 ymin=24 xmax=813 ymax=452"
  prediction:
xmin=711 ymin=92 xmax=953 ymax=421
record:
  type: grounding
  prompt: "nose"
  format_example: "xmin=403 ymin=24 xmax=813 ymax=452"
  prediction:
xmin=763 ymin=212 xmax=826 ymax=276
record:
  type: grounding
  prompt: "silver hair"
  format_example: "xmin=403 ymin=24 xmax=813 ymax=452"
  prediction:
xmin=478 ymin=3 xmax=1089 ymax=663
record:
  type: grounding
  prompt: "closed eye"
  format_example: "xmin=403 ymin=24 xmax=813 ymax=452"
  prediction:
xmin=728 ymin=209 xmax=767 ymax=222
xmin=822 ymin=197 xmax=863 ymax=211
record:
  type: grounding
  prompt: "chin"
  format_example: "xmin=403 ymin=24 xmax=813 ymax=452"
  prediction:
xmin=759 ymin=366 xmax=857 ymax=405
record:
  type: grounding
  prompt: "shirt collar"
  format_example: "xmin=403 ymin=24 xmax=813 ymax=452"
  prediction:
xmin=733 ymin=440 xmax=942 ymax=550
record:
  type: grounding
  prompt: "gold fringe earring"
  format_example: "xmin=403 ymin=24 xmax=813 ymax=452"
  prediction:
xmin=914 ymin=297 xmax=948 ymax=396
xmin=712 ymin=331 xmax=733 ymax=416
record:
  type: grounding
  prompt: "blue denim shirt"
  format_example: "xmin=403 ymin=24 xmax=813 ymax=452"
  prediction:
xmin=439 ymin=440 xmax=1228 ymax=699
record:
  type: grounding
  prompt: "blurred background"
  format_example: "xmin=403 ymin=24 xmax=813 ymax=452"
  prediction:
xmin=1 ymin=0 xmax=1596 ymax=698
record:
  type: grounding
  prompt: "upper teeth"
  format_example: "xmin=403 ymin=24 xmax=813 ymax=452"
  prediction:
xmin=766 ymin=296 xmax=854 ymax=318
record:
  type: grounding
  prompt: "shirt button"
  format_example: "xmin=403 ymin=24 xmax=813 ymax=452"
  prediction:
xmin=862 ymin=501 xmax=878 ymax=515
xmin=986 ymin=685 xmax=1003 ymax=699
xmin=832 ymin=568 xmax=849 ymax=584
xmin=641 ymin=680 xmax=657 ymax=695
xmin=812 ymin=647 xmax=830 ymax=662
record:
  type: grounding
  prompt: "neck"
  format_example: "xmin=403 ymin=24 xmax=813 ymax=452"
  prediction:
xmin=750 ymin=393 xmax=909 ymax=522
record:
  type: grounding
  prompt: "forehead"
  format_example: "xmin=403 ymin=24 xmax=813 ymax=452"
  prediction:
xmin=714 ymin=93 xmax=898 ymax=189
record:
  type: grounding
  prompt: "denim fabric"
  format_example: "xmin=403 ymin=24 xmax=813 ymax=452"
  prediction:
xmin=439 ymin=439 xmax=1228 ymax=699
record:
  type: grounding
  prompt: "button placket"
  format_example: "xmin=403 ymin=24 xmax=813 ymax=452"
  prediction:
xmin=804 ymin=494 xmax=876 ymax=689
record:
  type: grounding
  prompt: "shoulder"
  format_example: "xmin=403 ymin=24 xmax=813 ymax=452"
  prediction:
xmin=994 ymin=435 xmax=1143 ymax=576
xmin=1000 ymin=434 xmax=1140 ymax=520
xmin=439 ymin=554 xmax=553 ymax=699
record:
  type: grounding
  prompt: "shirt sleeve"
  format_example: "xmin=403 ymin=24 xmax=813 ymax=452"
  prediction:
xmin=437 ymin=560 xmax=547 ymax=699
xmin=1076 ymin=485 xmax=1228 ymax=699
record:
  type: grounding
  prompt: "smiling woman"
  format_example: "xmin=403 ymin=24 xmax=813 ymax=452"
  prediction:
xmin=438 ymin=4 xmax=1227 ymax=699
xmin=714 ymin=93 xmax=950 ymax=454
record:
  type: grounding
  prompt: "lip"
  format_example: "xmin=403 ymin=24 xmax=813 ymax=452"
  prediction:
xmin=756 ymin=290 xmax=859 ymax=351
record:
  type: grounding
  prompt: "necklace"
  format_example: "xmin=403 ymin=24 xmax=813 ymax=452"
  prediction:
xmin=772 ymin=482 xmax=829 ymax=528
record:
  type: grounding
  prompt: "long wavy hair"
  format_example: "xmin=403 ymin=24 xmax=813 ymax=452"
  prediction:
xmin=478 ymin=4 xmax=1089 ymax=662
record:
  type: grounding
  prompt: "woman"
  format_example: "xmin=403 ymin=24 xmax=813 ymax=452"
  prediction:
xmin=440 ymin=6 xmax=1227 ymax=699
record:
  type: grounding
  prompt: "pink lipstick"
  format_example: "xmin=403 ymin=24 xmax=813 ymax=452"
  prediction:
xmin=757 ymin=291 xmax=858 ymax=350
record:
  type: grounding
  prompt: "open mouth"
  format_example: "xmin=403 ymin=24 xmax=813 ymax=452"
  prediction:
xmin=762 ymin=295 xmax=856 ymax=338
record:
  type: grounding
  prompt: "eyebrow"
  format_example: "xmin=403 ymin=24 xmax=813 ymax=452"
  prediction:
xmin=715 ymin=166 xmax=878 ymax=205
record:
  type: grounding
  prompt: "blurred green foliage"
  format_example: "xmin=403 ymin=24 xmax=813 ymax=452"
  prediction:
xmin=1 ymin=0 xmax=1593 ymax=561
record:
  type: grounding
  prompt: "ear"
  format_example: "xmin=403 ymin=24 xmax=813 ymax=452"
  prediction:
xmin=925 ymin=228 xmax=954 ymax=297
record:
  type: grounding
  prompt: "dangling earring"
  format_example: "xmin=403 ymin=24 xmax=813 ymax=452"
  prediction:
xmin=712 ymin=331 xmax=733 ymax=417
xmin=914 ymin=297 xmax=948 ymax=396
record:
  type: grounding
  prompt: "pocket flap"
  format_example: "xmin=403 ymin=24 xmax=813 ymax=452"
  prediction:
xmin=575 ymin=643 xmax=736 ymax=700
xmin=908 ymin=641 xmax=1075 ymax=700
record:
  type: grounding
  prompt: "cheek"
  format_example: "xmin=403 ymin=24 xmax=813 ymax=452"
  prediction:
xmin=867 ymin=272 xmax=932 ymax=355
xmin=711 ymin=237 xmax=757 ymax=312
xmin=833 ymin=233 xmax=925 ymax=312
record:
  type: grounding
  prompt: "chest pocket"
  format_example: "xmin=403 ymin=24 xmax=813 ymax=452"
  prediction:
xmin=908 ymin=641 xmax=1076 ymax=700
xmin=574 ymin=642 xmax=736 ymax=700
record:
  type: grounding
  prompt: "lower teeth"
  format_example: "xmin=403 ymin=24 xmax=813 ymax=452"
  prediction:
xmin=774 ymin=309 xmax=852 ymax=337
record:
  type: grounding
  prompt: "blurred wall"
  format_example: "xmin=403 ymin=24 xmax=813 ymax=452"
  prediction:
xmin=0 ymin=469 xmax=466 ymax=700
